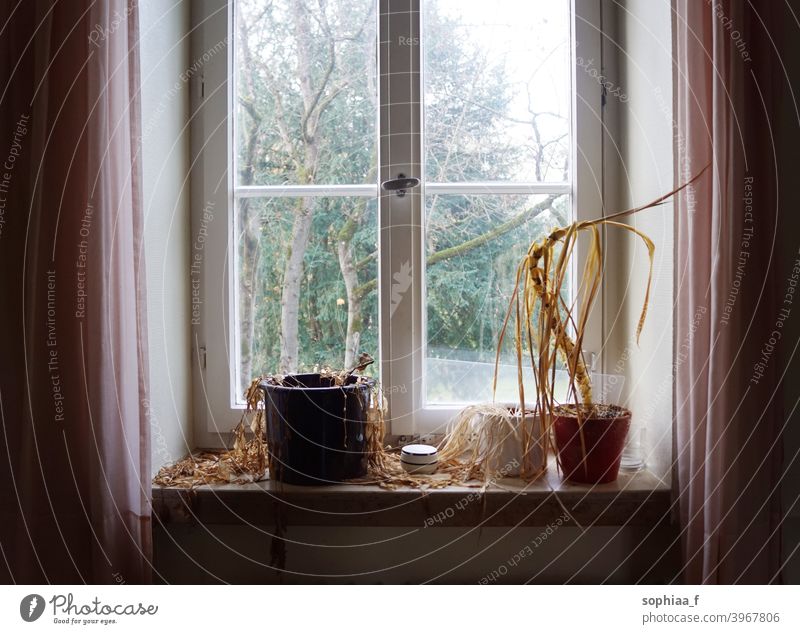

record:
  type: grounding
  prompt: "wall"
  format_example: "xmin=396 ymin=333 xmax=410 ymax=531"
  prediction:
xmin=150 ymin=0 xmax=682 ymax=585
xmin=140 ymin=0 xmax=194 ymax=474
xmin=155 ymin=523 xmax=679 ymax=584
xmin=607 ymin=0 xmax=800 ymax=582
xmin=145 ymin=0 xmax=800 ymax=585
xmin=603 ymin=0 xmax=674 ymax=483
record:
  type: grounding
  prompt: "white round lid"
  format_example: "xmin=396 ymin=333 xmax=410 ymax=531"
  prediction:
xmin=401 ymin=444 xmax=438 ymax=465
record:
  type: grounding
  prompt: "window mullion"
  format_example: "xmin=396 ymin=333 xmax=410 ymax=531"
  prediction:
xmin=379 ymin=0 xmax=422 ymax=436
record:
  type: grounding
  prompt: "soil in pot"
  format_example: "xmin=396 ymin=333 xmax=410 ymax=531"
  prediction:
xmin=552 ymin=404 xmax=631 ymax=484
xmin=261 ymin=373 xmax=374 ymax=485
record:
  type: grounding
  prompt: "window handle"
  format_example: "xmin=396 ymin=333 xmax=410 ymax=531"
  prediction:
xmin=381 ymin=174 xmax=420 ymax=198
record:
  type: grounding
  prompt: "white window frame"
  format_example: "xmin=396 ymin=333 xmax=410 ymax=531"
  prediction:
xmin=190 ymin=0 xmax=604 ymax=447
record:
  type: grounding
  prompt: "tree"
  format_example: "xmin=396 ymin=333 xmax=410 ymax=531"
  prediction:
xmin=234 ymin=0 xmax=570 ymax=391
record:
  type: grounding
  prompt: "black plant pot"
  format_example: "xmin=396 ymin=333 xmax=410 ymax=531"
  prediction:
xmin=260 ymin=373 xmax=374 ymax=485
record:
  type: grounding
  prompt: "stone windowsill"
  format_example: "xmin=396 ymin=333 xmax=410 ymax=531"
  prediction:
xmin=153 ymin=465 xmax=670 ymax=528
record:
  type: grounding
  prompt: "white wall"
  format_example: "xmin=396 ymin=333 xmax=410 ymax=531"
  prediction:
xmin=140 ymin=0 xmax=193 ymax=474
xmin=604 ymin=0 xmax=675 ymax=482
xmin=150 ymin=1 xmax=685 ymax=584
xmin=143 ymin=0 xmax=800 ymax=584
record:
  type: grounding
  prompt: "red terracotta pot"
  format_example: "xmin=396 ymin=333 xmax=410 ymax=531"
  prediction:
xmin=553 ymin=406 xmax=631 ymax=484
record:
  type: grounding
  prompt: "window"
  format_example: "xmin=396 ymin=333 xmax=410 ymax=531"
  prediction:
xmin=191 ymin=0 xmax=604 ymax=442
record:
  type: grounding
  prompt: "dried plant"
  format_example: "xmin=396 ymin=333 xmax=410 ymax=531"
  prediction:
xmin=436 ymin=404 xmax=543 ymax=482
xmin=152 ymin=378 xmax=268 ymax=488
xmin=490 ymin=171 xmax=707 ymax=472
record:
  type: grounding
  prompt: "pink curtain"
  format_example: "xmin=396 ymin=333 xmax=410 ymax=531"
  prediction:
xmin=673 ymin=0 xmax=785 ymax=583
xmin=0 ymin=1 xmax=151 ymax=583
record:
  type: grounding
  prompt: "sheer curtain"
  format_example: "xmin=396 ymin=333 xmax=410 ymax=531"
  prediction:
xmin=0 ymin=0 xmax=151 ymax=583
xmin=673 ymin=0 xmax=784 ymax=583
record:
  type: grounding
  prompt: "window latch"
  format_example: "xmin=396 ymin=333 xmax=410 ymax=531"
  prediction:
xmin=381 ymin=174 xmax=420 ymax=198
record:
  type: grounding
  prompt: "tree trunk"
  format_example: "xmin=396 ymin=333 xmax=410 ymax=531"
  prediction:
xmin=239 ymin=200 xmax=260 ymax=386
xmin=335 ymin=30 xmax=378 ymax=369
xmin=278 ymin=0 xmax=323 ymax=373
xmin=337 ymin=215 xmax=363 ymax=369
xmin=279 ymin=196 xmax=315 ymax=373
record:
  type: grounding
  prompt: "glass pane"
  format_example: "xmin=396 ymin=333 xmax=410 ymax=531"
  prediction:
xmin=423 ymin=0 xmax=571 ymax=183
xmin=236 ymin=196 xmax=378 ymax=396
xmin=235 ymin=0 xmax=377 ymax=186
xmin=425 ymin=193 xmax=571 ymax=404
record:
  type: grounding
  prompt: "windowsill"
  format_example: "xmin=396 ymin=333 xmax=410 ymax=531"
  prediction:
xmin=152 ymin=466 xmax=670 ymax=528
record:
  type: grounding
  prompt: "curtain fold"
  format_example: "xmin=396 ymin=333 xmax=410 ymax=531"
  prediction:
xmin=0 ymin=0 xmax=151 ymax=583
xmin=673 ymin=0 xmax=784 ymax=584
